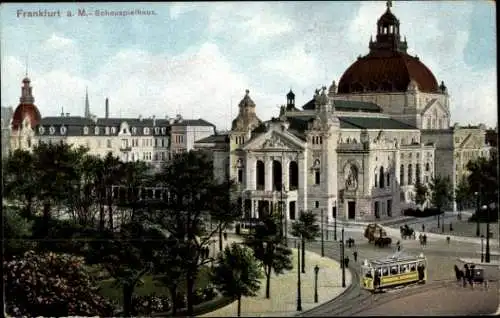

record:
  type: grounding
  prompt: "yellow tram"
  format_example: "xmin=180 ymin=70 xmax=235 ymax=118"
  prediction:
xmin=361 ymin=252 xmax=427 ymax=292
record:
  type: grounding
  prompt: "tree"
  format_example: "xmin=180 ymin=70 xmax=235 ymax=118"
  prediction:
xmin=32 ymin=143 xmax=86 ymax=239
xmin=148 ymin=231 xmax=186 ymax=316
xmin=455 ymin=175 xmax=471 ymax=213
xmin=467 ymin=156 xmax=498 ymax=206
xmin=290 ymin=210 xmax=320 ymax=273
xmin=428 ymin=176 xmax=454 ymax=227
xmin=210 ymin=180 xmax=242 ymax=252
xmin=3 ymin=205 xmax=36 ymax=260
xmin=244 ymin=217 xmax=293 ymax=299
xmin=152 ymin=150 xmax=233 ymax=316
xmin=414 ymin=181 xmax=428 ymax=208
xmin=86 ymin=220 xmax=155 ymax=316
xmin=212 ymin=243 xmax=263 ymax=317
xmin=101 ymin=152 xmax=125 ymax=230
xmin=3 ymin=149 xmax=38 ymax=218
xmin=4 ymin=251 xmax=115 ymax=317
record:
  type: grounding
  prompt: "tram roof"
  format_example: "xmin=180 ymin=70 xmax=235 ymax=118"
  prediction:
xmin=368 ymin=252 xmax=424 ymax=266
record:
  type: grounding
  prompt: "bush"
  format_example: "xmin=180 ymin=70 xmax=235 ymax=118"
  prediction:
xmin=402 ymin=208 xmax=442 ymax=217
xmin=4 ymin=251 xmax=116 ymax=317
xmin=132 ymin=294 xmax=172 ymax=315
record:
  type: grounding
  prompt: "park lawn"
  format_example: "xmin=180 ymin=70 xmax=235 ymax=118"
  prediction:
xmin=97 ymin=266 xmax=213 ymax=305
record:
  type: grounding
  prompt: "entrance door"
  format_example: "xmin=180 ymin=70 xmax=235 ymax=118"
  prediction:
xmin=374 ymin=201 xmax=380 ymax=219
xmin=348 ymin=201 xmax=356 ymax=220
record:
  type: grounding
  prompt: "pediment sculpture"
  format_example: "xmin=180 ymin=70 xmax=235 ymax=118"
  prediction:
xmin=345 ymin=164 xmax=358 ymax=191
xmin=263 ymin=136 xmax=286 ymax=149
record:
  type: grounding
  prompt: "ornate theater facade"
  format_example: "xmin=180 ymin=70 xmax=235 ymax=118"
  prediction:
xmin=195 ymin=3 xmax=492 ymax=223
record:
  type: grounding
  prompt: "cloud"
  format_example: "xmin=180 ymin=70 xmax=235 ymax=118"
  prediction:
xmin=1 ymin=2 xmax=496 ymax=131
xmin=43 ymin=34 xmax=74 ymax=50
xmin=208 ymin=3 xmax=293 ymax=44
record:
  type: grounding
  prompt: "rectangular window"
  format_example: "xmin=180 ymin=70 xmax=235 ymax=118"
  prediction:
xmin=387 ymin=199 xmax=392 ymax=217
xmin=332 ymin=206 xmax=337 ymax=218
xmin=107 ymin=139 xmax=112 ymax=148
xmin=315 ymin=201 xmax=319 ymax=209
xmin=315 ymin=171 xmax=320 ymax=184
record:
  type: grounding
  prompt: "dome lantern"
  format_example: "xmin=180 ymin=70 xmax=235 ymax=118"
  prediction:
xmin=286 ymin=89 xmax=295 ymax=110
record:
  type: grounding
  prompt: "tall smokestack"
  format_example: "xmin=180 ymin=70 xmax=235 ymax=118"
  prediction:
xmin=105 ymin=98 xmax=109 ymax=118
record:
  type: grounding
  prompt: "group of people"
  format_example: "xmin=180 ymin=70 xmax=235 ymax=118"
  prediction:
xmin=418 ymin=233 xmax=428 ymax=246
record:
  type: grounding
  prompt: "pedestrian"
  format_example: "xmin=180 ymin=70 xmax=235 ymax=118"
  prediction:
xmin=353 ymin=251 xmax=358 ymax=262
xmin=422 ymin=224 xmax=425 ymax=232
xmin=423 ymin=234 xmax=427 ymax=246
xmin=454 ymin=265 xmax=462 ymax=282
xmin=344 ymin=256 xmax=350 ymax=268
xmin=446 ymin=236 xmax=450 ymax=244
xmin=419 ymin=234 xmax=423 ymax=246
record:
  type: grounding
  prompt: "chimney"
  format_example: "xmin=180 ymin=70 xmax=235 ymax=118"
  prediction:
xmin=152 ymin=115 xmax=156 ymax=126
xmin=139 ymin=115 xmax=143 ymax=121
xmin=105 ymin=98 xmax=109 ymax=118
xmin=66 ymin=113 xmax=70 ymax=117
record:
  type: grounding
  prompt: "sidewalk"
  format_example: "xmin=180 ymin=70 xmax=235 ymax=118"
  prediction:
xmin=201 ymin=235 xmax=352 ymax=317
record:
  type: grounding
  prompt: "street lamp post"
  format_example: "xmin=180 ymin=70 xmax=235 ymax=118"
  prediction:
xmin=297 ymin=237 xmax=302 ymax=311
xmin=341 ymin=227 xmax=346 ymax=288
xmin=475 ymin=191 xmax=480 ymax=237
xmin=486 ymin=203 xmax=494 ymax=263
xmin=321 ymin=209 xmax=324 ymax=257
xmin=480 ymin=235 xmax=485 ymax=263
xmin=334 ymin=208 xmax=337 ymax=241
xmin=314 ymin=265 xmax=319 ymax=303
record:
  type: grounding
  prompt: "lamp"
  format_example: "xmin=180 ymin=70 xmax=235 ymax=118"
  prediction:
xmin=480 ymin=235 xmax=485 ymax=263
xmin=475 ymin=191 xmax=480 ymax=237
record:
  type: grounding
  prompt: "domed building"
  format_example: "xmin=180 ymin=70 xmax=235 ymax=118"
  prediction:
xmin=196 ymin=2 xmax=492 ymax=222
xmin=10 ymin=76 xmax=41 ymax=151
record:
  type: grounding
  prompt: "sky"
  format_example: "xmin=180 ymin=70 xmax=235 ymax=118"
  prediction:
xmin=1 ymin=1 xmax=497 ymax=130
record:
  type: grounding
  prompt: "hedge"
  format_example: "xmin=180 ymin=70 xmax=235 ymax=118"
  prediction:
xmin=402 ymin=208 xmax=442 ymax=217
xmin=152 ymin=294 xmax=235 ymax=317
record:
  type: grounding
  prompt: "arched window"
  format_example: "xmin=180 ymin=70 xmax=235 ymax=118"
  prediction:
xmin=374 ymin=169 xmax=378 ymax=188
xmin=272 ymin=160 xmax=282 ymax=191
xmin=237 ymin=159 xmax=244 ymax=184
xmin=256 ymin=160 xmax=265 ymax=190
xmin=289 ymin=161 xmax=299 ymax=190
xmin=314 ymin=159 xmax=321 ymax=185
xmin=408 ymin=164 xmax=413 ymax=185
xmin=386 ymin=171 xmax=390 ymax=187
xmin=425 ymin=162 xmax=430 ymax=172
xmin=379 ymin=167 xmax=385 ymax=188
xmin=400 ymin=164 xmax=405 ymax=186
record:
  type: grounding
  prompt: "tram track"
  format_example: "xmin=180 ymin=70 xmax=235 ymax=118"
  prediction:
xmin=296 ymin=240 xmax=459 ymax=316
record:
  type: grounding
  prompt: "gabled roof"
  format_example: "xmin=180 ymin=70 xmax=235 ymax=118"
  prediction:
xmin=195 ymin=134 xmax=229 ymax=144
xmin=171 ymin=119 xmax=215 ymax=127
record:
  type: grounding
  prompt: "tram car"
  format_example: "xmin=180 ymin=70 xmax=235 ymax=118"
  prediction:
xmin=361 ymin=252 xmax=427 ymax=292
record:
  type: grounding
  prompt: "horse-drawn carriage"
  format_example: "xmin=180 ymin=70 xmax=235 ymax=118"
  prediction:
xmin=365 ymin=224 xmax=392 ymax=248
xmin=400 ymin=225 xmax=415 ymax=240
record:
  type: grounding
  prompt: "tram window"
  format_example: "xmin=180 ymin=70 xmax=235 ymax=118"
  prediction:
xmin=382 ymin=267 xmax=389 ymax=276
xmin=364 ymin=269 xmax=373 ymax=278
xmin=410 ymin=263 xmax=416 ymax=272
xmin=390 ymin=266 xmax=399 ymax=275
xmin=375 ymin=268 xmax=382 ymax=276
xmin=400 ymin=264 xmax=409 ymax=273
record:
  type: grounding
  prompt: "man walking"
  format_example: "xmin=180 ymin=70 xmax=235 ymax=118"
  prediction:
xmin=353 ymin=251 xmax=358 ymax=262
